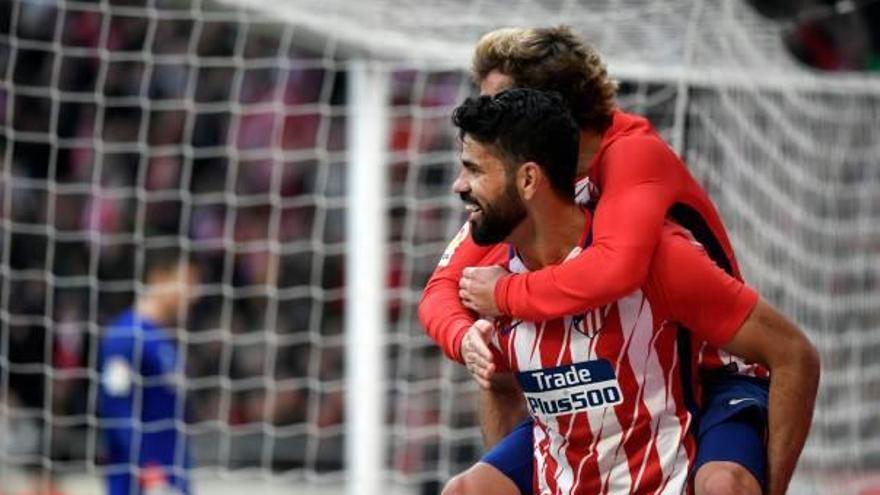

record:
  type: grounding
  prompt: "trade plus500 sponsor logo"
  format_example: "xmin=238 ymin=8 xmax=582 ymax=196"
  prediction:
xmin=518 ymin=360 xmax=623 ymax=418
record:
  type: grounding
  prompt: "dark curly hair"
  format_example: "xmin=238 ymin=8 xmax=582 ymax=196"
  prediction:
xmin=451 ymin=88 xmax=580 ymax=200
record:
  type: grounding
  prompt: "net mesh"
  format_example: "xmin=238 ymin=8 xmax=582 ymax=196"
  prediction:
xmin=0 ymin=0 xmax=878 ymax=493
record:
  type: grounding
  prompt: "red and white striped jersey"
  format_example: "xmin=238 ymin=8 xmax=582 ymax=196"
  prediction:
xmin=571 ymin=176 xmax=767 ymax=382
xmin=492 ymin=213 xmax=758 ymax=495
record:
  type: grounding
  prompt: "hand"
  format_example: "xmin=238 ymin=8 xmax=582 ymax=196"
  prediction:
xmin=461 ymin=319 xmax=497 ymax=389
xmin=459 ymin=265 xmax=509 ymax=317
xmin=141 ymin=465 xmax=181 ymax=495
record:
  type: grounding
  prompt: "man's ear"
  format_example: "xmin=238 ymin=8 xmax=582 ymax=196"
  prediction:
xmin=518 ymin=162 xmax=541 ymax=201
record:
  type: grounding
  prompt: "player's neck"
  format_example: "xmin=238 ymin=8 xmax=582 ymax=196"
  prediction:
xmin=576 ymin=130 xmax=602 ymax=178
xmin=511 ymin=202 xmax=585 ymax=271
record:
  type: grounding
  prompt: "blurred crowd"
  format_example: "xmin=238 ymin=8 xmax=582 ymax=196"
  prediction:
xmin=0 ymin=0 xmax=465 ymax=477
xmin=750 ymin=0 xmax=880 ymax=71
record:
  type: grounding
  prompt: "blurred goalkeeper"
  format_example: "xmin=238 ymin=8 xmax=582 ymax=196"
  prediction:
xmin=98 ymin=246 xmax=200 ymax=495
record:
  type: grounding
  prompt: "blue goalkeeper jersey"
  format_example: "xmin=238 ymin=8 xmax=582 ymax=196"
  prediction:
xmin=98 ymin=310 xmax=191 ymax=495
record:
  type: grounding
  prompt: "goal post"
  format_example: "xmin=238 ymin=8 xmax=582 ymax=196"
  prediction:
xmin=345 ymin=59 xmax=389 ymax=495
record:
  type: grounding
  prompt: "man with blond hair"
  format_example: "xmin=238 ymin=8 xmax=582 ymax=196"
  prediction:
xmin=420 ymin=26 xmax=818 ymax=495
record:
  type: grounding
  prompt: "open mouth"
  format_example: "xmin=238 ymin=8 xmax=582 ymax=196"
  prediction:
xmin=464 ymin=202 xmax=482 ymax=222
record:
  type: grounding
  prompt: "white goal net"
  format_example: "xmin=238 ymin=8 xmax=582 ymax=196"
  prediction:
xmin=0 ymin=0 xmax=878 ymax=494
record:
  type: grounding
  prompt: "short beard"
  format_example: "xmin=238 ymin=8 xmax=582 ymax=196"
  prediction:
xmin=470 ymin=181 xmax=526 ymax=246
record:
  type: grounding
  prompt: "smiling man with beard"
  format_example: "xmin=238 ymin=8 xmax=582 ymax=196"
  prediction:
xmin=440 ymin=88 xmax=818 ymax=495
xmin=454 ymin=92 xmax=574 ymax=248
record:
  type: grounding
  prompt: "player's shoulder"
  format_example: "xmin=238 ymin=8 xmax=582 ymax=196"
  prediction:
xmin=654 ymin=222 xmax=708 ymax=265
xmin=595 ymin=136 xmax=681 ymax=188
xmin=103 ymin=311 xmax=133 ymax=339
xmin=101 ymin=310 xmax=160 ymax=352
xmin=598 ymin=111 xmax=674 ymax=159
xmin=604 ymin=132 xmax=677 ymax=165
xmin=645 ymin=220 xmax=749 ymax=319
xmin=644 ymin=223 xmax=708 ymax=292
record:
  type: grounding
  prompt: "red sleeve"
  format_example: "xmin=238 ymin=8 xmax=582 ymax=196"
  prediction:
xmin=494 ymin=136 xmax=681 ymax=321
xmin=418 ymin=222 xmax=505 ymax=363
xmin=650 ymin=225 xmax=758 ymax=348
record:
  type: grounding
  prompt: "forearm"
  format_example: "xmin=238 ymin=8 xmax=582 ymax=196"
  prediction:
xmin=419 ymin=279 xmax=476 ymax=363
xmin=495 ymin=185 xmax=672 ymax=321
xmin=478 ymin=374 xmax=528 ymax=448
xmin=766 ymin=343 xmax=820 ymax=495
xmin=420 ymin=304 xmax=473 ymax=362
xmin=716 ymin=299 xmax=821 ymax=495
xmin=420 ymin=225 xmax=501 ymax=362
xmin=495 ymin=247 xmax=645 ymax=320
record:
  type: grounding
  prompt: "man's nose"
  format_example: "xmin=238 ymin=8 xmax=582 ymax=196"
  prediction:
xmin=452 ymin=171 xmax=468 ymax=194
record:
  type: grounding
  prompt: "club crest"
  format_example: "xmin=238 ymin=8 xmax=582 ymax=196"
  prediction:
xmin=570 ymin=305 xmax=611 ymax=338
xmin=438 ymin=222 xmax=470 ymax=267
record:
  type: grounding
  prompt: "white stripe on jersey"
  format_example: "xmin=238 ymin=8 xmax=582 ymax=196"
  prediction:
xmin=557 ymin=322 xmax=572 ymax=367
xmin=601 ymin=291 xmax=651 ymax=494
xmin=511 ymin=321 xmax=548 ymax=494
xmin=512 ymin=321 xmax=541 ymax=380
xmin=553 ymin=415 xmax=576 ymax=495
xmin=532 ymin=321 xmax=547 ymax=365
xmin=653 ymin=341 xmax=692 ymax=495
xmin=657 ymin=321 xmax=693 ymax=495
xmin=631 ymin=308 xmax=684 ymax=493
xmin=553 ymin=322 xmax=578 ymax=494
xmin=558 ymin=319 xmax=592 ymax=495
xmin=658 ymin=432 xmax=692 ymax=495
xmin=630 ymin=310 xmax=681 ymax=492
xmin=570 ymin=316 xmax=619 ymax=495
xmin=534 ymin=420 xmax=550 ymax=495
xmin=516 ymin=319 xmax=578 ymax=495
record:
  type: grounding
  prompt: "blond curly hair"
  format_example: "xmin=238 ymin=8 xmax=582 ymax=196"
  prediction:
xmin=472 ymin=25 xmax=618 ymax=132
